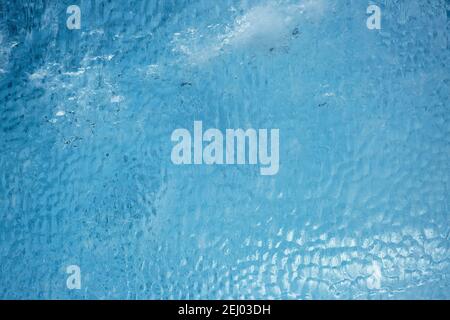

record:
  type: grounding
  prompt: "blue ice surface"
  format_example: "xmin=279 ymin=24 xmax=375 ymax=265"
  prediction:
xmin=0 ymin=0 xmax=449 ymax=299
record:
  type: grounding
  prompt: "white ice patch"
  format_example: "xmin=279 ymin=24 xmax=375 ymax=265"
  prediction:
xmin=29 ymin=69 xmax=47 ymax=80
xmin=172 ymin=0 xmax=327 ymax=64
xmin=367 ymin=261 xmax=382 ymax=290
xmin=223 ymin=3 xmax=296 ymax=48
xmin=146 ymin=64 xmax=160 ymax=76
xmin=110 ymin=95 xmax=124 ymax=103
xmin=89 ymin=54 xmax=114 ymax=62
xmin=63 ymin=68 xmax=86 ymax=77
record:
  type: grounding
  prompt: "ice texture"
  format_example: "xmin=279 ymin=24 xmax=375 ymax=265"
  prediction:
xmin=0 ymin=0 xmax=449 ymax=299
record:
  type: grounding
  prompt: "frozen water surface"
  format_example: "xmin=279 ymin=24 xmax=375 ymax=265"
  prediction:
xmin=0 ymin=0 xmax=449 ymax=299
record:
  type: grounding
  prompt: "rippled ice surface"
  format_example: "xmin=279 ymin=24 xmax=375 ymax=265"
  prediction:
xmin=0 ymin=0 xmax=449 ymax=299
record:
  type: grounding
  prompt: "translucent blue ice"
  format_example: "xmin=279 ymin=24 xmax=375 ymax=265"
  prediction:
xmin=0 ymin=0 xmax=449 ymax=299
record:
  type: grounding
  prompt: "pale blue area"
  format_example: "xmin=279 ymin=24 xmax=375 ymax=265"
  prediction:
xmin=0 ymin=0 xmax=449 ymax=299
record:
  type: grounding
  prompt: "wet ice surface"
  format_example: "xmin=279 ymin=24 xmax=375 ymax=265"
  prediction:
xmin=0 ymin=0 xmax=449 ymax=299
